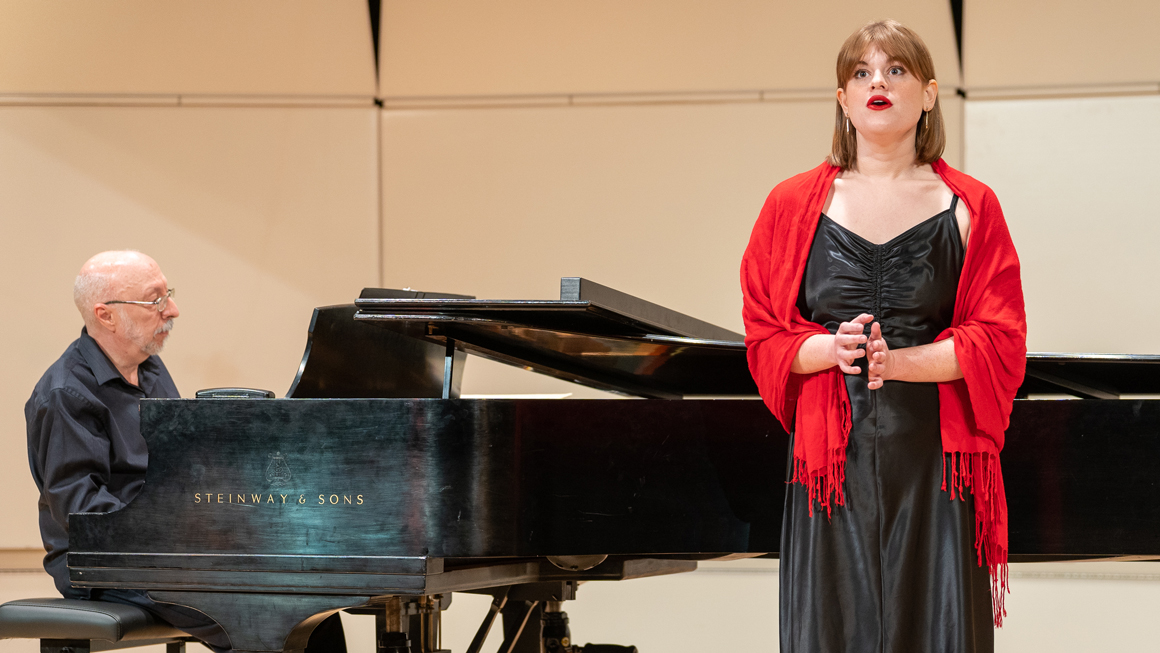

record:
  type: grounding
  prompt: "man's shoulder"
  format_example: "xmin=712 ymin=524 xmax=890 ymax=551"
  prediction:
xmin=28 ymin=338 xmax=97 ymax=410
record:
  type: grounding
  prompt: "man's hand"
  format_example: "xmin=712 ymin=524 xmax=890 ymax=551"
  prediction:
xmin=833 ymin=314 xmax=874 ymax=374
xmin=866 ymin=321 xmax=893 ymax=389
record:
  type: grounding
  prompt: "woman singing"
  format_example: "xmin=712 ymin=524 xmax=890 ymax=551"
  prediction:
xmin=741 ymin=20 xmax=1027 ymax=652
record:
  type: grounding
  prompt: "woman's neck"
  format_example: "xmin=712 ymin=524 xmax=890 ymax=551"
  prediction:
xmin=852 ymin=130 xmax=921 ymax=179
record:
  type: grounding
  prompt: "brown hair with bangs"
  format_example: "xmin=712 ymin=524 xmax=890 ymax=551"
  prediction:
xmin=828 ymin=20 xmax=945 ymax=170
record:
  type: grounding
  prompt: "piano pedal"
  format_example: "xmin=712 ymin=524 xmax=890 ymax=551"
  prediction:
xmin=542 ymin=604 xmax=637 ymax=653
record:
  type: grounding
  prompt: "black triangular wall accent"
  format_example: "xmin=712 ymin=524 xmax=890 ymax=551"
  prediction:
xmin=368 ymin=0 xmax=382 ymax=75
xmin=950 ymin=0 xmax=964 ymax=75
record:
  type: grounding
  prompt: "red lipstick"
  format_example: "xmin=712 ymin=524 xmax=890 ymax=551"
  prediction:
xmin=867 ymin=95 xmax=892 ymax=110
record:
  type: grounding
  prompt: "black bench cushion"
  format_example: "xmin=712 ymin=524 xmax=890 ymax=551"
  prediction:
xmin=0 ymin=599 xmax=186 ymax=642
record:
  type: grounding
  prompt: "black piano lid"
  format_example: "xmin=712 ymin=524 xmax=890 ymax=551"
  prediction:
xmin=355 ymin=278 xmax=753 ymax=399
xmin=356 ymin=277 xmax=744 ymax=342
xmin=1023 ymin=352 xmax=1160 ymax=399
xmin=352 ymin=278 xmax=1160 ymax=399
xmin=287 ymin=288 xmax=474 ymax=399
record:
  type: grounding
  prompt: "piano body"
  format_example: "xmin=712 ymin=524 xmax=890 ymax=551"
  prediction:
xmin=67 ymin=279 xmax=1160 ymax=652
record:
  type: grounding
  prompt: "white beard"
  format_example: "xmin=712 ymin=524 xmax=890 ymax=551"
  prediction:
xmin=124 ymin=317 xmax=174 ymax=356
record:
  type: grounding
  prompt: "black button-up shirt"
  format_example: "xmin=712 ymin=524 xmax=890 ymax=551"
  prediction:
xmin=25 ymin=327 xmax=179 ymax=598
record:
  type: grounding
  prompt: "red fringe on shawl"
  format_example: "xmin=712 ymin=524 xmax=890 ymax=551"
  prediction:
xmin=944 ymin=451 xmax=1009 ymax=627
xmin=790 ymin=449 xmax=848 ymax=519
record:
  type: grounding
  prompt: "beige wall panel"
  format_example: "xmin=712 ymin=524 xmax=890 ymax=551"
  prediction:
xmin=380 ymin=100 xmax=831 ymax=339
xmin=0 ymin=106 xmax=379 ymax=548
xmin=379 ymin=0 xmax=961 ymax=97
xmin=964 ymin=0 xmax=1160 ymax=89
xmin=382 ymin=98 xmax=962 ymax=395
xmin=0 ymin=0 xmax=375 ymax=96
xmin=964 ymin=95 xmax=1160 ymax=354
xmin=941 ymin=94 xmax=964 ymax=168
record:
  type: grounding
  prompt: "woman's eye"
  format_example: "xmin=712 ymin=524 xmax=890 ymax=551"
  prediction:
xmin=854 ymin=70 xmax=868 ymax=78
xmin=889 ymin=67 xmax=904 ymax=75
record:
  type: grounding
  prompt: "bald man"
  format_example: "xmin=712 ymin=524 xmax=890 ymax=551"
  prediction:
xmin=27 ymin=251 xmax=180 ymax=599
xmin=25 ymin=251 xmax=345 ymax=651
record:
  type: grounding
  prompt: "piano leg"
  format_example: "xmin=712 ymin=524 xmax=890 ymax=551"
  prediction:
xmin=541 ymin=602 xmax=637 ymax=653
xmin=499 ymin=600 xmax=541 ymax=653
xmin=376 ymin=597 xmax=410 ymax=652
xmin=465 ymin=588 xmax=508 ymax=653
xmin=468 ymin=582 xmax=640 ymax=653
xmin=373 ymin=595 xmax=451 ymax=653
xmin=541 ymin=602 xmax=568 ymax=653
xmin=148 ymin=591 xmax=369 ymax=653
xmin=411 ymin=595 xmax=450 ymax=653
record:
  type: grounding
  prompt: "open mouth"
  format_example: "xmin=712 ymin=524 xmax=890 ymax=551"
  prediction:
xmin=867 ymin=96 xmax=892 ymax=110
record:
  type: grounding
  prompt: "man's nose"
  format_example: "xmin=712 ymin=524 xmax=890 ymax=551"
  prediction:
xmin=163 ymin=297 xmax=180 ymax=319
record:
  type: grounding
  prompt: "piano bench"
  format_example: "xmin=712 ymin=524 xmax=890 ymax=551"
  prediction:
xmin=0 ymin=598 xmax=193 ymax=653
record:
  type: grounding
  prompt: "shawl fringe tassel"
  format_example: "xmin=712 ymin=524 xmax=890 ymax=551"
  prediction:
xmin=944 ymin=450 xmax=1009 ymax=627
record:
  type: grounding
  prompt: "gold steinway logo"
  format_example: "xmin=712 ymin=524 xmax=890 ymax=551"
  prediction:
xmin=192 ymin=492 xmax=365 ymax=505
xmin=190 ymin=450 xmax=367 ymax=506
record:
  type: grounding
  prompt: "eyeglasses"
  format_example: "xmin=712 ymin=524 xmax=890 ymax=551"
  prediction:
xmin=103 ymin=288 xmax=175 ymax=313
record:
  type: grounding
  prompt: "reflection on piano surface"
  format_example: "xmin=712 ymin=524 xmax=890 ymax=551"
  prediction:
xmin=68 ymin=279 xmax=1160 ymax=652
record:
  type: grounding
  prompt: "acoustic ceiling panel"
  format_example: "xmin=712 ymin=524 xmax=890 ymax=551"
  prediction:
xmin=964 ymin=0 xmax=1160 ymax=90
xmin=379 ymin=0 xmax=961 ymax=98
xmin=0 ymin=0 xmax=376 ymax=96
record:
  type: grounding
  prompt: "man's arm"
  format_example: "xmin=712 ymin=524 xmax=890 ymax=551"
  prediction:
xmin=29 ymin=387 xmax=128 ymax=529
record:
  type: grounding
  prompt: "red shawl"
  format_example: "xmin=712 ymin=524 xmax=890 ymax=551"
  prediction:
xmin=740 ymin=159 xmax=1026 ymax=627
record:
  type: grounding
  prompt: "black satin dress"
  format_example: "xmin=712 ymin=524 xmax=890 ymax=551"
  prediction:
xmin=780 ymin=196 xmax=994 ymax=653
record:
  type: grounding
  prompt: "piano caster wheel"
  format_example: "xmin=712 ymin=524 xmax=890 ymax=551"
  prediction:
xmin=377 ymin=631 xmax=410 ymax=653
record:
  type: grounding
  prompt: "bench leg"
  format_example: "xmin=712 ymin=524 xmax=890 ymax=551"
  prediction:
xmin=166 ymin=642 xmax=186 ymax=653
xmin=41 ymin=640 xmax=90 ymax=653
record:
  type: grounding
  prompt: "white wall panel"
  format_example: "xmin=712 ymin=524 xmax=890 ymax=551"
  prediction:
xmin=380 ymin=0 xmax=961 ymax=97
xmin=0 ymin=106 xmax=380 ymax=548
xmin=964 ymin=0 xmax=1160 ymax=89
xmin=0 ymin=0 xmax=375 ymax=96
xmin=965 ymin=95 xmax=1160 ymax=354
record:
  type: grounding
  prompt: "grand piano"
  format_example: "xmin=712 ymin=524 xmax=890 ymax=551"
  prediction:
xmin=67 ymin=279 xmax=1160 ymax=652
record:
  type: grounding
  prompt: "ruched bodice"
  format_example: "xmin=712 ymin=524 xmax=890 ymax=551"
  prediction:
xmin=780 ymin=196 xmax=993 ymax=653
xmin=797 ymin=195 xmax=963 ymax=349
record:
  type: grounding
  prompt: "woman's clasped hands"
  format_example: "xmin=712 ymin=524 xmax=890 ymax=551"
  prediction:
xmin=834 ymin=314 xmax=893 ymax=390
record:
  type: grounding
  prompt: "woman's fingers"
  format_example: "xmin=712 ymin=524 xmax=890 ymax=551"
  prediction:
xmin=866 ymin=322 xmax=890 ymax=389
xmin=835 ymin=333 xmax=867 ymax=350
xmin=836 ymin=316 xmax=877 ymax=376
xmin=838 ymin=314 xmax=874 ymax=334
xmin=837 ymin=348 xmax=864 ymax=363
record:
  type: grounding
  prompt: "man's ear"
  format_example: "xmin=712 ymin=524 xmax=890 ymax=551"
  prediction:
xmin=93 ymin=304 xmax=117 ymax=332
